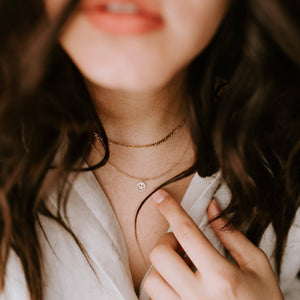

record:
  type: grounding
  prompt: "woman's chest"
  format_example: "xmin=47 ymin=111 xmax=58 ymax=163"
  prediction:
xmin=93 ymin=169 xmax=194 ymax=292
xmin=115 ymin=200 xmax=169 ymax=293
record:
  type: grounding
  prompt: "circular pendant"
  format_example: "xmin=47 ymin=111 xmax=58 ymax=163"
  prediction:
xmin=136 ymin=181 xmax=146 ymax=192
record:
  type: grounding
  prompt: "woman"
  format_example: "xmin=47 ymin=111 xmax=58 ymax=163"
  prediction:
xmin=0 ymin=0 xmax=299 ymax=299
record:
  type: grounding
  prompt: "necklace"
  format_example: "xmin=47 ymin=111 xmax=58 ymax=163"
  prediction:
xmin=91 ymin=139 xmax=191 ymax=192
xmin=93 ymin=120 xmax=185 ymax=149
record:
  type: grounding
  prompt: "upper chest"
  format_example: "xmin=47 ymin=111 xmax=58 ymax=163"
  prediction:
xmin=92 ymin=166 xmax=194 ymax=292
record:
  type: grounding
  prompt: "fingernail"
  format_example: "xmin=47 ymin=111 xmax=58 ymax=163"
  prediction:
xmin=152 ymin=190 xmax=168 ymax=204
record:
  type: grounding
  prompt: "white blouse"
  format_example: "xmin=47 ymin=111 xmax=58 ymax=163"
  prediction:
xmin=1 ymin=170 xmax=300 ymax=300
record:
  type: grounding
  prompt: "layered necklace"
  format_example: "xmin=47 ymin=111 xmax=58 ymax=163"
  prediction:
xmin=92 ymin=120 xmax=189 ymax=192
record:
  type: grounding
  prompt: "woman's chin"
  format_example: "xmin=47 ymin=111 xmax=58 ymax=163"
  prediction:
xmin=83 ymin=70 xmax=174 ymax=93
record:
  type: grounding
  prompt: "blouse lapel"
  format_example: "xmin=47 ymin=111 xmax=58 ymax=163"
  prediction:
xmin=139 ymin=172 xmax=227 ymax=299
xmin=175 ymin=172 xmax=226 ymax=255
xmin=47 ymin=169 xmax=138 ymax=299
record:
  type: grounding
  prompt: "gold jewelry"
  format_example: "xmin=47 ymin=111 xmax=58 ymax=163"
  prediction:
xmin=93 ymin=120 xmax=185 ymax=149
xmin=91 ymin=139 xmax=191 ymax=192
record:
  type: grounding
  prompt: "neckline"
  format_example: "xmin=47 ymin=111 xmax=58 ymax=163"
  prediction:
xmin=83 ymin=160 xmax=199 ymax=207
xmin=84 ymin=166 xmax=199 ymax=295
xmin=75 ymin=163 xmax=220 ymax=298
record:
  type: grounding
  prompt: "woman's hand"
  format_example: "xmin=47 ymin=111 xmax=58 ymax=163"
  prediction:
xmin=143 ymin=190 xmax=284 ymax=300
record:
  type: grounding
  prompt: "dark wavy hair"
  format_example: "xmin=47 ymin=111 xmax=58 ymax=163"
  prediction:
xmin=0 ymin=0 xmax=299 ymax=299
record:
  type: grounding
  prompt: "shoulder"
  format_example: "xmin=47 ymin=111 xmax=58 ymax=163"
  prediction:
xmin=0 ymin=250 xmax=30 ymax=300
xmin=283 ymin=207 xmax=300 ymax=264
xmin=279 ymin=207 xmax=300 ymax=298
xmin=282 ymin=207 xmax=300 ymax=259
xmin=292 ymin=207 xmax=300 ymax=228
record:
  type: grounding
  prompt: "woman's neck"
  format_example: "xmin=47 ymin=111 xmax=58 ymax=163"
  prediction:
xmin=85 ymin=71 xmax=188 ymax=145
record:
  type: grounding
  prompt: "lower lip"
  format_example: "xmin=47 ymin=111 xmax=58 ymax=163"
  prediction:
xmin=83 ymin=8 xmax=164 ymax=35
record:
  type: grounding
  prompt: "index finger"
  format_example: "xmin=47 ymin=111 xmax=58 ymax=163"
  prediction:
xmin=151 ymin=189 xmax=231 ymax=273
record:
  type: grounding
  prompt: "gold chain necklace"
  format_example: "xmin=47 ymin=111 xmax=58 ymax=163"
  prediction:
xmin=91 ymin=139 xmax=191 ymax=192
xmin=93 ymin=120 xmax=185 ymax=149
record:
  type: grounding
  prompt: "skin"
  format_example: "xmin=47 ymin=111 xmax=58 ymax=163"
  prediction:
xmin=44 ymin=0 xmax=232 ymax=145
xmin=144 ymin=191 xmax=284 ymax=300
xmin=51 ymin=0 xmax=231 ymax=91
xmin=44 ymin=0 xmax=284 ymax=297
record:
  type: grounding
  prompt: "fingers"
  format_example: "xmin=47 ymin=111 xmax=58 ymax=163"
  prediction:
xmin=147 ymin=191 xmax=282 ymax=300
xmin=207 ymin=199 xmax=267 ymax=270
xmin=143 ymin=266 xmax=181 ymax=300
xmin=149 ymin=233 xmax=197 ymax=298
xmin=151 ymin=190 xmax=231 ymax=272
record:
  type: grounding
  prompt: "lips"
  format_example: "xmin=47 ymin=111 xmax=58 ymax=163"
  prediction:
xmin=80 ymin=0 xmax=163 ymax=19
xmin=79 ymin=0 xmax=164 ymax=35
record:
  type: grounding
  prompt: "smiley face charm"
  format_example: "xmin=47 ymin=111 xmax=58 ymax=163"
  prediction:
xmin=136 ymin=181 xmax=146 ymax=192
